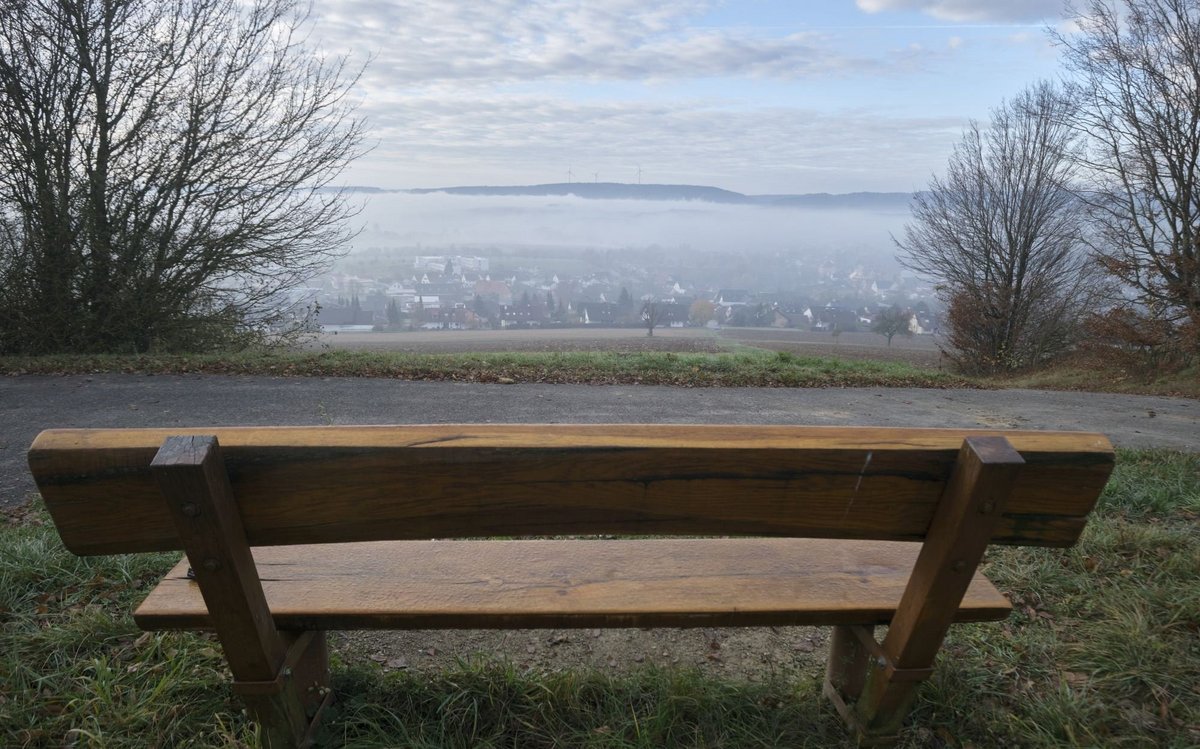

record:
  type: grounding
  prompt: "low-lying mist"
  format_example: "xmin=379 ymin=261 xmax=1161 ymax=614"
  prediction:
xmin=350 ymin=191 xmax=913 ymax=264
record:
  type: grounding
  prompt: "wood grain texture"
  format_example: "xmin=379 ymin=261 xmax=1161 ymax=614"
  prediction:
xmin=133 ymin=537 xmax=1013 ymax=631
xmin=882 ymin=437 xmax=1024 ymax=668
xmin=152 ymin=436 xmax=314 ymax=746
xmin=827 ymin=625 xmax=874 ymax=702
xmin=856 ymin=437 xmax=1023 ymax=737
xmin=151 ymin=436 xmax=287 ymax=680
xmin=29 ymin=424 xmax=1115 ymax=555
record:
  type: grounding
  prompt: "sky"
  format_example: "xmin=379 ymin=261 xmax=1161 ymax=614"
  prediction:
xmin=313 ymin=0 xmax=1072 ymax=195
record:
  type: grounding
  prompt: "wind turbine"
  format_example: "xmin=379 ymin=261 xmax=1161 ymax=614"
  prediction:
xmin=567 ymin=166 xmax=574 ymax=184
xmin=593 ymin=171 xmax=599 ymax=183
xmin=637 ymin=165 xmax=642 ymax=185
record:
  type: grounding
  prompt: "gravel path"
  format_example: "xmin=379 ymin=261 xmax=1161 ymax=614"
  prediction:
xmin=3 ymin=374 xmax=1195 ymax=507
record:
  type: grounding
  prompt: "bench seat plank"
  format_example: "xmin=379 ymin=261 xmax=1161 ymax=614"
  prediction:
xmin=134 ymin=538 xmax=1011 ymax=631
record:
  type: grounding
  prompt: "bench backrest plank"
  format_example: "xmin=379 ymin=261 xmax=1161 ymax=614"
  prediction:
xmin=29 ymin=425 xmax=1114 ymax=556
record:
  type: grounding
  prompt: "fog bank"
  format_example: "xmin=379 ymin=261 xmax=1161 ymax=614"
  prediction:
xmin=352 ymin=192 xmax=912 ymax=261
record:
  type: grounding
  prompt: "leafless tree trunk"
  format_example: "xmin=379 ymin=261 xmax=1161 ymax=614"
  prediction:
xmin=897 ymin=82 xmax=1099 ymax=374
xmin=0 ymin=0 xmax=365 ymax=354
xmin=1055 ymin=0 xmax=1200 ymax=354
xmin=641 ymin=299 xmax=667 ymax=337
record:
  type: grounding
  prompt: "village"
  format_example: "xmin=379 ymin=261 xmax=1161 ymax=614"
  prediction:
xmin=311 ymin=250 xmax=942 ymax=336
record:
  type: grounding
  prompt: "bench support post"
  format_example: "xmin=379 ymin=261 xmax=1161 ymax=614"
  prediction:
xmin=152 ymin=436 xmax=330 ymax=748
xmin=842 ymin=437 xmax=1024 ymax=747
xmin=825 ymin=624 xmax=873 ymax=709
xmin=823 ymin=624 xmax=875 ymax=731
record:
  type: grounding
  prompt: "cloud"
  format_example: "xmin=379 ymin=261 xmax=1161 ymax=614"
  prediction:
xmin=855 ymin=0 xmax=1065 ymax=23
xmin=316 ymin=0 xmax=929 ymax=84
xmin=305 ymin=2 xmax=1018 ymax=194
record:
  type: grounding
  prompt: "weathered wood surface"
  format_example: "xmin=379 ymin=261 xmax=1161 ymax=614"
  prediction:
xmin=30 ymin=425 xmax=1114 ymax=555
xmin=152 ymin=436 xmax=288 ymax=679
xmin=134 ymin=537 xmax=1012 ymax=631
xmin=878 ymin=438 xmax=1024 ymax=668
xmin=152 ymin=436 xmax=314 ymax=747
xmin=855 ymin=437 xmax=1023 ymax=740
xmin=827 ymin=624 xmax=874 ymax=703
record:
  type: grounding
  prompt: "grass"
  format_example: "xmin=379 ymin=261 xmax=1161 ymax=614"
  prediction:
xmin=2 ymin=450 xmax=1199 ymax=747
xmin=3 ymin=346 xmax=1195 ymax=398
xmin=0 ymin=348 xmax=969 ymax=389
xmin=991 ymin=363 xmax=1200 ymax=400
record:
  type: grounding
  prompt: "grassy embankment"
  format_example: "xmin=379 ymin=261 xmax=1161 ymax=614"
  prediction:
xmin=988 ymin=363 xmax=1200 ymax=400
xmin=3 ymin=347 xmax=1197 ymax=397
xmin=2 ymin=451 xmax=1197 ymax=747
xmin=0 ymin=349 xmax=967 ymax=388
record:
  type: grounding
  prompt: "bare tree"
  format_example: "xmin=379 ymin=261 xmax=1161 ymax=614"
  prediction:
xmin=1056 ymin=0 xmax=1200 ymax=354
xmin=0 ymin=0 xmax=365 ymax=354
xmin=640 ymin=298 xmax=668 ymax=337
xmin=897 ymin=82 xmax=1098 ymax=373
xmin=871 ymin=306 xmax=913 ymax=347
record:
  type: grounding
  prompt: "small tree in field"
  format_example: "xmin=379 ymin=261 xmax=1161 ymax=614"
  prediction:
xmin=641 ymin=298 xmax=668 ymax=337
xmin=689 ymin=299 xmax=716 ymax=326
xmin=872 ymin=306 xmax=913 ymax=346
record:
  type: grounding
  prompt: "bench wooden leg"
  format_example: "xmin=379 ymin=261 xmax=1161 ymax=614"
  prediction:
xmin=281 ymin=630 xmax=332 ymax=720
xmin=233 ymin=630 xmax=333 ymax=747
xmin=152 ymin=435 xmax=330 ymax=748
xmin=821 ymin=624 xmax=928 ymax=747
xmin=825 ymin=624 xmax=872 ymax=710
xmin=839 ymin=437 xmax=1024 ymax=746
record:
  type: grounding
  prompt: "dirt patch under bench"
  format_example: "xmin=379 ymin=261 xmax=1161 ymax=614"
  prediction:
xmin=337 ymin=625 xmax=830 ymax=682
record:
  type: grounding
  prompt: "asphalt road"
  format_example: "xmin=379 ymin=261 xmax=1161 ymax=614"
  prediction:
xmin=2 ymin=374 xmax=1196 ymax=506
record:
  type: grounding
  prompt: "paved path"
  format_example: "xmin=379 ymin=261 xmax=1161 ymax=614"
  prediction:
xmin=2 ymin=374 xmax=1196 ymax=505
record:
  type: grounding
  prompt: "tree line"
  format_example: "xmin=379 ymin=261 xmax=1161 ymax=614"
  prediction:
xmin=903 ymin=0 xmax=1200 ymax=374
xmin=0 ymin=0 xmax=363 ymax=354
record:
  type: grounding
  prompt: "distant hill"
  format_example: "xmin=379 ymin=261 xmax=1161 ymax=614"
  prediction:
xmin=339 ymin=182 xmax=916 ymax=210
xmin=409 ymin=182 xmax=751 ymax=204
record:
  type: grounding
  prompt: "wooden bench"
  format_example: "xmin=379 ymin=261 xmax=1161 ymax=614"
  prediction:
xmin=28 ymin=424 xmax=1114 ymax=747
